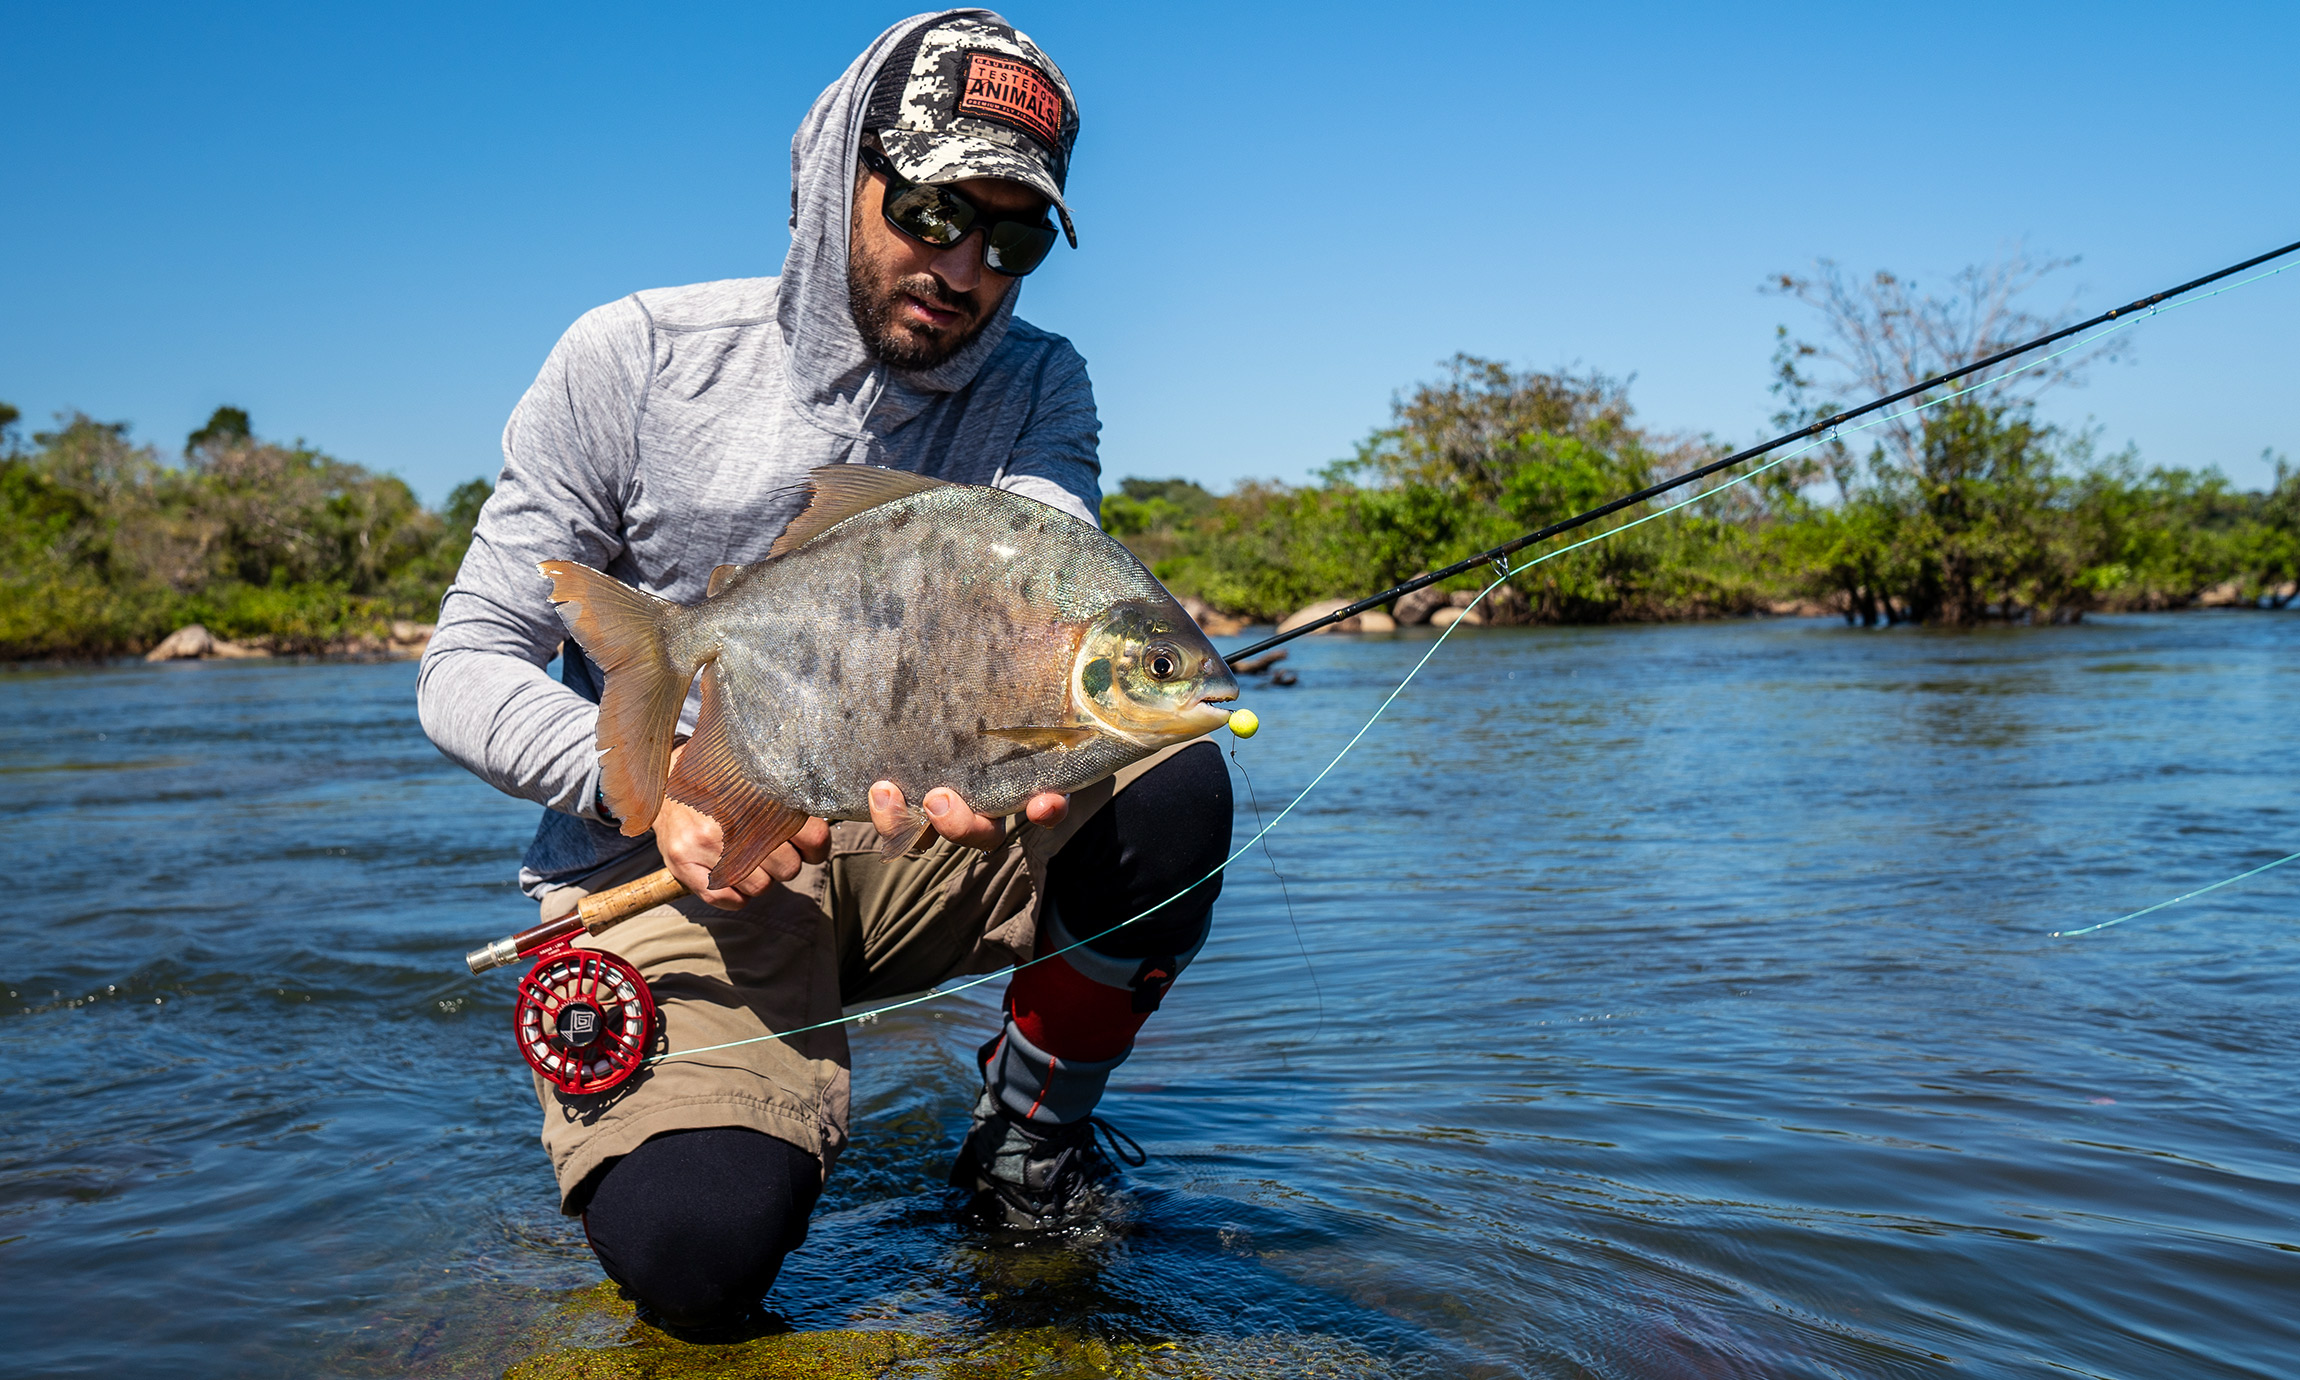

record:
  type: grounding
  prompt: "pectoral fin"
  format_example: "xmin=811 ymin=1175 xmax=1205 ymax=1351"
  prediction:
xmin=706 ymin=562 xmax=759 ymax=598
xmin=664 ymin=666 xmax=807 ymax=889
xmin=980 ymin=726 xmax=1101 ymax=752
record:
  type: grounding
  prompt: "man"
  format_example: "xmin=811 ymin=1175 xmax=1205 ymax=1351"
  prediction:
xmin=417 ymin=10 xmax=1232 ymax=1331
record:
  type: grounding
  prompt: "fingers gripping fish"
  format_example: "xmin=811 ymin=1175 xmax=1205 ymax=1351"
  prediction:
xmin=538 ymin=465 xmax=1240 ymax=888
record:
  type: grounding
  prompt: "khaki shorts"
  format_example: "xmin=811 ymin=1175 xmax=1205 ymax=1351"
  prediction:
xmin=531 ymin=745 xmax=1191 ymax=1212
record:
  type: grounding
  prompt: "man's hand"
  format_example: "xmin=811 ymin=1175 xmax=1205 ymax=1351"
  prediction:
xmin=869 ymin=781 xmax=1067 ymax=851
xmin=654 ymin=745 xmax=832 ymax=910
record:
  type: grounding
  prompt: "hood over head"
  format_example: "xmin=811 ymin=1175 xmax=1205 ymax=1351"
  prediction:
xmin=779 ymin=9 xmax=1035 ymax=442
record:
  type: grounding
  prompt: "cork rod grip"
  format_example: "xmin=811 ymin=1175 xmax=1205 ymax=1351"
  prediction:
xmin=463 ymin=868 xmax=690 ymax=974
xmin=576 ymin=868 xmax=688 ymax=933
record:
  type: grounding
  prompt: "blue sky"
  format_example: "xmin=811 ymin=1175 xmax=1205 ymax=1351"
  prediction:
xmin=4 ymin=1 xmax=2294 ymax=505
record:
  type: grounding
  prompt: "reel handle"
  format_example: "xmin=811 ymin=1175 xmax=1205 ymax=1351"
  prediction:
xmin=465 ymin=867 xmax=689 ymax=974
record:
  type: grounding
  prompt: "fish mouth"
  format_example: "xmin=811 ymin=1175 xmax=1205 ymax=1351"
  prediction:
xmin=1180 ymin=677 xmax=1239 ymax=731
xmin=1199 ymin=671 xmax=1240 ymax=713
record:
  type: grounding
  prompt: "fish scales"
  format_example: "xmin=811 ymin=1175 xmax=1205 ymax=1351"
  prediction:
xmin=540 ymin=467 xmax=1238 ymax=885
xmin=683 ymin=486 xmax=1144 ymax=817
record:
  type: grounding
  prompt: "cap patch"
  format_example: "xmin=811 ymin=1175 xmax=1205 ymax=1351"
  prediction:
xmin=956 ymin=52 xmax=1063 ymax=149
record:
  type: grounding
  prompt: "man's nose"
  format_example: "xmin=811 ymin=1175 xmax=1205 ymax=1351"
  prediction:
xmin=926 ymin=233 xmax=985 ymax=293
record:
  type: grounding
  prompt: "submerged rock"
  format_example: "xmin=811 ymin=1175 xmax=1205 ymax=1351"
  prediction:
xmin=502 ymin=1281 xmax=1398 ymax=1379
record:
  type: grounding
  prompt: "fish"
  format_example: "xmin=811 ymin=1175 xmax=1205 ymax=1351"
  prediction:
xmin=538 ymin=465 xmax=1240 ymax=887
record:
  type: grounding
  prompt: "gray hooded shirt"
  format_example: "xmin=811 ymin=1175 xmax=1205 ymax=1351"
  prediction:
xmin=417 ymin=9 xmax=1101 ymax=895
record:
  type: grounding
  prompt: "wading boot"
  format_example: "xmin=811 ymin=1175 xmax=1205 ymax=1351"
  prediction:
xmin=948 ymin=1090 xmax=1146 ymax=1230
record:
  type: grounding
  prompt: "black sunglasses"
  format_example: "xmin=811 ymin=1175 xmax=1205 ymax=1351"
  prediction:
xmin=859 ymin=145 xmax=1059 ymax=278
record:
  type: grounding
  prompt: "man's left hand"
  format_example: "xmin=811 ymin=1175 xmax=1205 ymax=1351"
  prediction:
xmin=869 ymin=781 xmax=1066 ymax=851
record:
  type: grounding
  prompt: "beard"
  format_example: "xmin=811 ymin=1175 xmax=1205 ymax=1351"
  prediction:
xmin=846 ymin=257 xmax=996 ymax=371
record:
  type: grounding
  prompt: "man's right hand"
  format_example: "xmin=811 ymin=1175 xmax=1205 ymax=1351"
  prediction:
xmin=653 ymin=745 xmax=832 ymax=910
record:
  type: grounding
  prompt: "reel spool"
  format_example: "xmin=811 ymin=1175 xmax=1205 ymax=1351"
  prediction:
xmin=512 ymin=942 xmax=655 ymax=1094
xmin=465 ymin=868 xmax=689 ymax=1096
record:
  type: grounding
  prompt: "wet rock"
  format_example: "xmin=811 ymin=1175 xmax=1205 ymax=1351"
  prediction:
xmin=1278 ymin=598 xmax=1394 ymax=635
xmin=1269 ymin=668 xmax=1298 ymax=686
xmin=145 ymin=625 xmax=215 ymax=661
xmin=1276 ymin=597 xmax=1354 ymax=635
xmin=388 ymin=620 xmax=435 ymax=650
xmin=499 ymin=1281 xmax=1394 ymax=1379
xmin=1483 ymin=584 xmax=1529 ymax=625
xmin=144 ymin=624 xmax=264 ymax=661
xmin=1391 ymin=579 xmax=1448 ymax=626
xmin=1178 ymin=596 xmax=1249 ymax=637
xmin=1430 ymin=606 xmax=1485 ymax=629
xmin=1231 ymin=650 xmax=1287 ymax=676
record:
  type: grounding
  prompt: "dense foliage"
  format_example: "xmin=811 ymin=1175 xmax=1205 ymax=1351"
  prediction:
xmin=0 ymin=404 xmax=487 ymax=658
xmin=1108 ymin=360 xmax=2300 ymax=626
xmin=1107 ymin=357 xmax=1789 ymax=622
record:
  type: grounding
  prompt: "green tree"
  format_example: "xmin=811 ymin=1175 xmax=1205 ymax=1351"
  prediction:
xmin=1767 ymin=252 xmax=2120 ymax=624
xmin=186 ymin=405 xmax=252 ymax=453
xmin=1110 ymin=356 xmax=1777 ymax=623
xmin=0 ymin=409 xmax=491 ymax=658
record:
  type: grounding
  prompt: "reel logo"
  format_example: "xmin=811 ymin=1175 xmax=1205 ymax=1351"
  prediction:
xmin=555 ymin=1003 xmax=602 ymax=1047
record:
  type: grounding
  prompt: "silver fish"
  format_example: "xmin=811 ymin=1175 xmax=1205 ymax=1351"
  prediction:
xmin=539 ymin=465 xmax=1239 ymax=885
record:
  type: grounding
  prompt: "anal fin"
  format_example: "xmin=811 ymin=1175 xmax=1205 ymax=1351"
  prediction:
xmin=876 ymin=805 xmax=933 ymax=861
xmin=980 ymin=726 xmax=1100 ymax=752
xmin=665 ymin=666 xmax=806 ymax=889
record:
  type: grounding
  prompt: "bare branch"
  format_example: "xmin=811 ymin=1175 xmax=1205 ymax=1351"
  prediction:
xmin=1764 ymin=247 xmax=2110 ymax=472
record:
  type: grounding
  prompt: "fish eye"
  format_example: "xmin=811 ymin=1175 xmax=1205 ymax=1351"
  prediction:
xmin=1144 ymin=642 xmax=1183 ymax=681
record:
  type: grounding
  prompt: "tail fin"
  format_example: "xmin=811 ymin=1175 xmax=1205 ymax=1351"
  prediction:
xmin=538 ymin=560 xmax=695 ymax=837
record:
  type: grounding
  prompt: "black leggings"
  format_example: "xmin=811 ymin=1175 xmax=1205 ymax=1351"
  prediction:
xmin=1044 ymin=739 xmax=1232 ymax=960
xmin=579 ymin=742 xmax=1232 ymax=1324
xmin=579 ymin=1127 xmax=820 ymax=1329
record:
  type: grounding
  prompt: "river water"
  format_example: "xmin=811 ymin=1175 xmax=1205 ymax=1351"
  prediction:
xmin=4 ymin=613 xmax=2297 ymax=1378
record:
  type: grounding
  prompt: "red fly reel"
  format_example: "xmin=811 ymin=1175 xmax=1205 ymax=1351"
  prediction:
xmin=512 ymin=942 xmax=656 ymax=1094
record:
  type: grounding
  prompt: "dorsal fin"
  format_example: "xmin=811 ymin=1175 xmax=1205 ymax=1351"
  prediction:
xmin=706 ymin=562 xmax=754 ymax=598
xmin=768 ymin=465 xmax=950 ymax=558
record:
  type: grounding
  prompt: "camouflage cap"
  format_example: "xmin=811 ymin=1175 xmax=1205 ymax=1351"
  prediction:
xmin=863 ymin=14 xmax=1080 ymax=247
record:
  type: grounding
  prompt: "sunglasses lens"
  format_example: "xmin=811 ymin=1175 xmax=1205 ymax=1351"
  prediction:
xmin=883 ymin=183 xmax=971 ymax=247
xmin=984 ymin=221 xmax=1057 ymax=277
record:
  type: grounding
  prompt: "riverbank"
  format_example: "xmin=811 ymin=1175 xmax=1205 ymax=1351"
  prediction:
xmin=0 ymin=408 xmax=483 ymax=662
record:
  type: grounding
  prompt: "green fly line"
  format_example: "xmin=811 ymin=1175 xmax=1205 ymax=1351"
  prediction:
xmin=650 ymin=258 xmax=2294 ymax=1066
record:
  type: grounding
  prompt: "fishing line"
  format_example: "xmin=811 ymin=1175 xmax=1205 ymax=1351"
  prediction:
xmin=648 ymin=251 xmax=2291 ymax=1067
xmin=1228 ymin=744 xmax=1324 ymax=1050
xmin=2053 ymin=850 xmax=2300 ymax=937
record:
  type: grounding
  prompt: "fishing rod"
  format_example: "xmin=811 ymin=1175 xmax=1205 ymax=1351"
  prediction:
xmin=465 ymin=236 xmax=2293 ymax=1094
xmin=1221 ymin=235 xmax=2300 ymax=667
